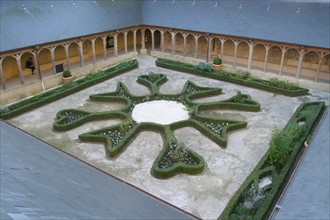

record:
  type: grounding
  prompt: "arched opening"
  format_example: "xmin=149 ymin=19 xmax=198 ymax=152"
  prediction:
xmin=127 ymin=31 xmax=134 ymax=52
xmin=266 ymin=46 xmax=282 ymax=74
xmin=283 ymin=48 xmax=299 ymax=77
xmin=117 ymin=32 xmax=125 ymax=55
xmin=175 ymin=33 xmax=184 ymax=54
xmin=251 ymin=44 xmax=266 ymax=70
xmin=54 ymin=45 xmax=66 ymax=72
xmin=94 ymin=37 xmax=104 ymax=61
xmin=300 ymin=51 xmax=319 ymax=80
xmin=318 ymin=54 xmax=330 ymax=83
xmin=144 ymin=29 xmax=152 ymax=50
xmin=82 ymin=40 xmax=93 ymax=64
xmin=154 ymin=30 xmax=161 ymax=50
xmin=136 ymin=29 xmax=142 ymax=51
xmin=2 ymin=56 xmax=18 ymax=81
xmin=68 ymin=42 xmax=81 ymax=69
xmin=21 ymin=52 xmax=36 ymax=77
xmin=38 ymin=48 xmax=53 ymax=77
xmin=186 ymin=34 xmax=195 ymax=58
xmin=223 ymin=40 xmax=235 ymax=64
xmin=197 ymin=35 xmax=207 ymax=59
xmin=163 ymin=31 xmax=172 ymax=53
xmin=211 ymin=38 xmax=221 ymax=60
xmin=105 ymin=34 xmax=114 ymax=57
xmin=236 ymin=41 xmax=249 ymax=67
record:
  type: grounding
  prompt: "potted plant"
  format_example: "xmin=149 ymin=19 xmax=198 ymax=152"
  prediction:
xmin=62 ymin=70 xmax=73 ymax=83
xmin=212 ymin=57 xmax=222 ymax=70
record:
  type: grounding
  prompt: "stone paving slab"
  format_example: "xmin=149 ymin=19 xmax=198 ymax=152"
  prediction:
xmin=0 ymin=121 xmax=194 ymax=220
xmin=274 ymin=107 xmax=330 ymax=219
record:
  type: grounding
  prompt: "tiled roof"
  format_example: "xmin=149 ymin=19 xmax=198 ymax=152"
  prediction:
xmin=141 ymin=0 xmax=330 ymax=48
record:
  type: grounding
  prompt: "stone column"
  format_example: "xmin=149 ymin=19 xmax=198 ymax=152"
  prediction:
xmin=194 ymin=35 xmax=199 ymax=58
xmin=171 ymin=32 xmax=176 ymax=54
xmin=64 ymin=44 xmax=71 ymax=71
xmin=263 ymin=45 xmax=271 ymax=72
xmin=151 ymin=29 xmax=155 ymax=51
xmin=160 ymin=31 xmax=165 ymax=52
xmin=279 ymin=47 xmax=288 ymax=75
xmin=183 ymin=33 xmax=187 ymax=55
xmin=113 ymin=33 xmax=118 ymax=57
xmin=50 ymin=46 xmax=57 ymax=74
xmin=0 ymin=58 xmax=6 ymax=90
xmin=247 ymin=41 xmax=254 ymax=70
xmin=102 ymin=36 xmax=107 ymax=59
xmin=78 ymin=41 xmax=84 ymax=67
xmin=91 ymin=38 xmax=96 ymax=63
xmin=124 ymin=32 xmax=128 ymax=54
xmin=140 ymin=28 xmax=147 ymax=54
xmin=233 ymin=40 xmax=239 ymax=66
xmin=219 ymin=38 xmax=226 ymax=60
xmin=315 ymin=53 xmax=325 ymax=82
xmin=296 ymin=48 xmax=305 ymax=79
xmin=207 ymin=37 xmax=213 ymax=62
xmin=15 ymin=54 xmax=24 ymax=84
xmin=33 ymin=50 xmax=41 ymax=79
xmin=133 ymin=29 xmax=137 ymax=52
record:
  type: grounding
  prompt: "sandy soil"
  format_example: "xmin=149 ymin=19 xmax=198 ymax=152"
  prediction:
xmin=7 ymin=55 xmax=329 ymax=219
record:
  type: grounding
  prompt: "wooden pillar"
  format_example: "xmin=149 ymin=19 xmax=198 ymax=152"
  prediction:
xmin=220 ymin=38 xmax=226 ymax=61
xmin=315 ymin=53 xmax=324 ymax=82
xmin=207 ymin=37 xmax=213 ymax=62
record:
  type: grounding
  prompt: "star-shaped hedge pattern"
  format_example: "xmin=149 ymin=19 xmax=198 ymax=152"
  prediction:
xmin=54 ymin=72 xmax=260 ymax=178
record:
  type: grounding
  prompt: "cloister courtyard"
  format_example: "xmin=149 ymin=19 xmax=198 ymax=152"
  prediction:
xmin=5 ymin=55 xmax=329 ymax=219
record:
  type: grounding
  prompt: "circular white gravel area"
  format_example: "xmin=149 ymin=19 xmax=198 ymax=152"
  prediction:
xmin=132 ymin=100 xmax=190 ymax=125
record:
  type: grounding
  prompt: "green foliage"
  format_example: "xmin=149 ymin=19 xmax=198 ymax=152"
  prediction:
xmin=119 ymin=118 xmax=134 ymax=133
xmin=155 ymin=58 xmax=309 ymax=96
xmin=0 ymin=59 xmax=138 ymax=119
xmin=221 ymin=102 xmax=324 ymax=220
xmin=195 ymin=62 xmax=212 ymax=73
xmin=62 ymin=70 xmax=72 ymax=78
xmin=213 ymin=57 xmax=222 ymax=65
xmin=269 ymin=78 xmax=298 ymax=90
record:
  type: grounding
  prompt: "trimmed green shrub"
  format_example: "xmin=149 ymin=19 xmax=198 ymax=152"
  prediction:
xmin=155 ymin=58 xmax=309 ymax=96
xmin=213 ymin=57 xmax=222 ymax=65
xmin=221 ymin=101 xmax=325 ymax=220
xmin=0 ymin=59 xmax=138 ymax=119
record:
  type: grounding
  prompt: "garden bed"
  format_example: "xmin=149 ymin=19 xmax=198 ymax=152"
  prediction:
xmin=155 ymin=58 xmax=309 ymax=97
xmin=0 ymin=59 xmax=138 ymax=119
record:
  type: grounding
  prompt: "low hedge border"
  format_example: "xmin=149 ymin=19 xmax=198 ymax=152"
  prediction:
xmin=0 ymin=59 xmax=139 ymax=120
xmin=155 ymin=58 xmax=309 ymax=97
xmin=220 ymin=101 xmax=325 ymax=220
xmin=53 ymin=72 xmax=260 ymax=179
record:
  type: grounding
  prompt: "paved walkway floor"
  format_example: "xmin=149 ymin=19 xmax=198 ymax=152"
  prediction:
xmin=273 ymin=107 xmax=330 ymax=219
xmin=0 ymin=121 xmax=195 ymax=220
